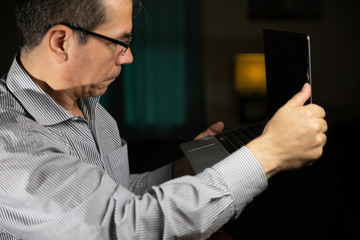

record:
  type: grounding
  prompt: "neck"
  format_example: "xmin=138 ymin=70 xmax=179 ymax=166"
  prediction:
xmin=36 ymin=80 xmax=85 ymax=117
xmin=20 ymin=51 xmax=83 ymax=117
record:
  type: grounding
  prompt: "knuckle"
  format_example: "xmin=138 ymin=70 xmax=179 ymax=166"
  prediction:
xmin=304 ymin=109 xmax=313 ymax=118
xmin=318 ymin=133 xmax=327 ymax=145
xmin=314 ymin=135 xmax=323 ymax=146
xmin=319 ymin=107 xmax=326 ymax=118
xmin=310 ymin=147 xmax=323 ymax=160
xmin=323 ymin=120 xmax=329 ymax=132
xmin=312 ymin=122 xmax=322 ymax=132
xmin=315 ymin=147 xmax=324 ymax=158
xmin=322 ymin=134 xmax=328 ymax=146
xmin=311 ymin=136 xmax=325 ymax=158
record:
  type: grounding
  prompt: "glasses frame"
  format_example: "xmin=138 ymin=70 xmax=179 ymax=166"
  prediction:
xmin=62 ymin=24 xmax=131 ymax=55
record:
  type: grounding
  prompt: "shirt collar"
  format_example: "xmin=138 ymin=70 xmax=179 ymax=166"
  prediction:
xmin=6 ymin=54 xmax=99 ymax=126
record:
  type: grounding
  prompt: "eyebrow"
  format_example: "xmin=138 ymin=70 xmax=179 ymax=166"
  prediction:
xmin=120 ymin=31 xmax=133 ymax=42
xmin=121 ymin=33 xmax=132 ymax=42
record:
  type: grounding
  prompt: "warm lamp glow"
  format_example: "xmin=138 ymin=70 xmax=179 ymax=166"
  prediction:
xmin=234 ymin=53 xmax=266 ymax=95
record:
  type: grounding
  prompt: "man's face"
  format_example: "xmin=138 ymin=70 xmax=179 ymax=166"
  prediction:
xmin=70 ymin=0 xmax=133 ymax=98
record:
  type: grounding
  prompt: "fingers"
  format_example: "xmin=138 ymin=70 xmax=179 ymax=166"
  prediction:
xmin=194 ymin=121 xmax=224 ymax=140
xmin=306 ymin=131 xmax=326 ymax=162
xmin=285 ymin=83 xmax=311 ymax=108
xmin=303 ymin=104 xmax=326 ymax=119
xmin=208 ymin=121 xmax=225 ymax=135
xmin=249 ymin=92 xmax=328 ymax=178
xmin=314 ymin=118 xmax=328 ymax=134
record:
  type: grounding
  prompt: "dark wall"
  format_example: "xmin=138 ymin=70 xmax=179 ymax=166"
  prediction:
xmin=202 ymin=0 xmax=360 ymax=128
xmin=0 ymin=2 xmax=19 ymax=75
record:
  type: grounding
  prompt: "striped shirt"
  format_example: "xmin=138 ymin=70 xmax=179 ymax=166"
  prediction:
xmin=0 ymin=55 xmax=267 ymax=240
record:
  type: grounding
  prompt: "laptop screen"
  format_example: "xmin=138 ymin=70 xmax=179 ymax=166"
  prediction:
xmin=263 ymin=29 xmax=312 ymax=117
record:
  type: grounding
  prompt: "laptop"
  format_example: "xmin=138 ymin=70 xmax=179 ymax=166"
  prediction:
xmin=180 ymin=29 xmax=312 ymax=173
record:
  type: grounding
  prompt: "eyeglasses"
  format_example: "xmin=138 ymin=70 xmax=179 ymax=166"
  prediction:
xmin=63 ymin=24 xmax=132 ymax=55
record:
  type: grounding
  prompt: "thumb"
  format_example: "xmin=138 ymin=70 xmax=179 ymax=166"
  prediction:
xmin=285 ymin=83 xmax=311 ymax=108
xmin=194 ymin=121 xmax=224 ymax=140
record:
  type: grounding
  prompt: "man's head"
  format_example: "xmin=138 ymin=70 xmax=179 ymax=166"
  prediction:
xmin=17 ymin=0 xmax=135 ymax=100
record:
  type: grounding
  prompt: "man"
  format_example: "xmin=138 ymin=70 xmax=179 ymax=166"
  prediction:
xmin=0 ymin=0 xmax=327 ymax=239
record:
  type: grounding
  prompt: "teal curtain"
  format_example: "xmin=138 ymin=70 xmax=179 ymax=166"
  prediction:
xmin=124 ymin=0 xmax=187 ymax=130
xmin=106 ymin=0 xmax=204 ymax=140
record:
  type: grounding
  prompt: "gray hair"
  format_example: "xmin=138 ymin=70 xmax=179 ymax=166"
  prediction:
xmin=16 ymin=0 xmax=108 ymax=51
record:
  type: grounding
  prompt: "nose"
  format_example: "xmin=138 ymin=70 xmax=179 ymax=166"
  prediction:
xmin=116 ymin=48 xmax=133 ymax=66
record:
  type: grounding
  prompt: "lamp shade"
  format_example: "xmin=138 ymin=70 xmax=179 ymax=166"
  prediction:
xmin=234 ymin=53 xmax=266 ymax=95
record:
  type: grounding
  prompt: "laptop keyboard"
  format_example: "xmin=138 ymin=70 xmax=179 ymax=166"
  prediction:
xmin=215 ymin=121 xmax=266 ymax=153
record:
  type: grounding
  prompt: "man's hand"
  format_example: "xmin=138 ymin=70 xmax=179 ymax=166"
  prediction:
xmin=247 ymin=83 xmax=328 ymax=178
xmin=173 ymin=121 xmax=225 ymax=178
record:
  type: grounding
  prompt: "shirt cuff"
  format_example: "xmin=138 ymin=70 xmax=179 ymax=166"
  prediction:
xmin=212 ymin=146 xmax=268 ymax=217
xmin=148 ymin=163 xmax=173 ymax=187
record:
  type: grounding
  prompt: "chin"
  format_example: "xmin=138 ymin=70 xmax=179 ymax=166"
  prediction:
xmin=89 ymin=86 xmax=109 ymax=97
xmin=98 ymin=87 xmax=109 ymax=96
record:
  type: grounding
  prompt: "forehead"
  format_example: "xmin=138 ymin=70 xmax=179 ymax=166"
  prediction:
xmin=100 ymin=0 xmax=133 ymax=32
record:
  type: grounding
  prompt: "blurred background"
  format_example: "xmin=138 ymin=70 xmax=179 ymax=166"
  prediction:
xmin=1 ymin=0 xmax=359 ymax=239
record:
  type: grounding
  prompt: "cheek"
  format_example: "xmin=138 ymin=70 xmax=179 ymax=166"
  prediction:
xmin=100 ymin=57 xmax=121 ymax=79
xmin=96 ymin=64 xmax=117 ymax=81
xmin=90 ymin=59 xmax=115 ymax=81
xmin=77 ymin=49 xmax=118 ymax=84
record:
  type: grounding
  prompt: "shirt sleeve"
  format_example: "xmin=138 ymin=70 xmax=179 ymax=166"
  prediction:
xmin=129 ymin=163 xmax=173 ymax=195
xmin=0 ymin=115 xmax=267 ymax=240
xmin=211 ymin=146 xmax=268 ymax=217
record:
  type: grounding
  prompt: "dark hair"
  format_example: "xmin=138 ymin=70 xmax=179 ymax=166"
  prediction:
xmin=15 ymin=0 xmax=108 ymax=51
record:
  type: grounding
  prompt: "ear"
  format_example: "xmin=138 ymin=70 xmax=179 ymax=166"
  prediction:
xmin=46 ymin=25 xmax=74 ymax=63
